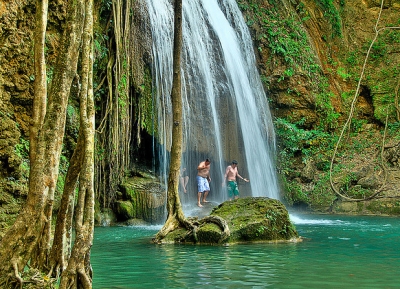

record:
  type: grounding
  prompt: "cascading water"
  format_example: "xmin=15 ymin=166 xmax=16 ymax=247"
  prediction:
xmin=144 ymin=0 xmax=279 ymax=210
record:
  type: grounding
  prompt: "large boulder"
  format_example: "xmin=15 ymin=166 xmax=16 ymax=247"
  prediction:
xmin=116 ymin=171 xmax=167 ymax=224
xmin=165 ymin=197 xmax=301 ymax=244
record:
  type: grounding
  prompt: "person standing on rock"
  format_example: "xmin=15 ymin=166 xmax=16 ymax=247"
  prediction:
xmin=197 ymin=158 xmax=211 ymax=207
xmin=222 ymin=160 xmax=249 ymax=200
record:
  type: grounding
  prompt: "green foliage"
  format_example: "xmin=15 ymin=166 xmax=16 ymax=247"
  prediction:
xmin=315 ymin=89 xmax=340 ymax=130
xmin=275 ymin=118 xmax=335 ymax=170
xmin=275 ymin=118 xmax=313 ymax=156
xmin=15 ymin=138 xmax=29 ymax=160
xmin=94 ymin=31 xmax=109 ymax=73
xmin=278 ymin=67 xmax=295 ymax=82
xmin=345 ymin=51 xmax=359 ymax=66
xmin=371 ymin=66 xmax=399 ymax=123
xmin=315 ymin=0 xmax=343 ymax=37
xmin=95 ymin=137 xmax=106 ymax=161
xmin=387 ymin=122 xmax=400 ymax=140
xmin=308 ymin=173 xmax=337 ymax=208
xmin=350 ymin=119 xmax=367 ymax=135
xmin=67 ymin=104 xmax=76 ymax=120
xmin=46 ymin=67 xmax=54 ymax=84
xmin=386 ymin=28 xmax=400 ymax=44
xmin=255 ymin=225 xmax=267 ymax=236
xmin=100 ymin=0 xmax=112 ymax=14
xmin=242 ymin=0 xmax=398 ymax=214
xmin=93 ymin=2 xmax=111 ymax=109
xmin=282 ymin=178 xmax=309 ymax=206
xmin=56 ymin=154 xmax=69 ymax=194
xmin=15 ymin=138 xmax=30 ymax=178
xmin=341 ymin=90 xmax=353 ymax=103
xmin=336 ymin=67 xmax=351 ymax=81
xmin=138 ymin=67 xmax=156 ymax=135
xmin=283 ymin=171 xmax=335 ymax=209
xmin=239 ymin=0 xmax=338 ymax=132
xmin=369 ymin=39 xmax=387 ymax=60
xmin=347 ymin=185 xmax=370 ymax=199
xmin=265 ymin=209 xmax=279 ymax=224
xmin=339 ymin=172 xmax=357 ymax=192
xmin=239 ymin=0 xmax=322 ymax=78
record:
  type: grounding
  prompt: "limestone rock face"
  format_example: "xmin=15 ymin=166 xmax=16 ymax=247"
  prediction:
xmin=116 ymin=171 xmax=167 ymax=224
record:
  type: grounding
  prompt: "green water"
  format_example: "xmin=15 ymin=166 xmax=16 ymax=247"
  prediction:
xmin=92 ymin=214 xmax=400 ymax=288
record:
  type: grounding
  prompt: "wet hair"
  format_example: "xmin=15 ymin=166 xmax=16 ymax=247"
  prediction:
xmin=232 ymin=160 xmax=238 ymax=164
xmin=205 ymin=158 xmax=211 ymax=163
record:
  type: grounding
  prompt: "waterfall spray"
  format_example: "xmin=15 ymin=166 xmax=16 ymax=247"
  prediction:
xmin=145 ymin=0 xmax=279 ymax=211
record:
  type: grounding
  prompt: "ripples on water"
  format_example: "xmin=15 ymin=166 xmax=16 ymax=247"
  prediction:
xmin=92 ymin=214 xmax=400 ymax=289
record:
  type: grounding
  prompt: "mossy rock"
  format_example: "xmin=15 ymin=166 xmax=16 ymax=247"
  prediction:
xmin=95 ymin=207 xmax=117 ymax=226
xmin=118 ymin=175 xmax=167 ymax=224
xmin=115 ymin=200 xmax=134 ymax=221
xmin=165 ymin=197 xmax=300 ymax=245
xmin=196 ymin=222 xmax=224 ymax=244
xmin=209 ymin=197 xmax=299 ymax=243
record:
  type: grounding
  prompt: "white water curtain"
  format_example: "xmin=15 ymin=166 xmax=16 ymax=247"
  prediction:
xmin=144 ymin=0 xmax=279 ymax=210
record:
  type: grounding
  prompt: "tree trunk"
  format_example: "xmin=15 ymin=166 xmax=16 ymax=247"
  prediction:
xmin=30 ymin=0 xmax=48 ymax=164
xmin=0 ymin=0 xmax=85 ymax=285
xmin=154 ymin=0 xmax=188 ymax=242
xmin=29 ymin=0 xmax=50 ymax=271
xmin=59 ymin=0 xmax=95 ymax=287
xmin=49 ymin=126 xmax=84 ymax=277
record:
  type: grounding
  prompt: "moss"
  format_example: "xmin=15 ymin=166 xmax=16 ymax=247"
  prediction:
xmin=159 ymin=198 xmax=299 ymax=245
xmin=115 ymin=201 xmax=134 ymax=221
xmin=366 ymin=200 xmax=400 ymax=215
xmin=197 ymin=223 xmax=225 ymax=244
xmin=119 ymin=175 xmax=167 ymax=223
xmin=138 ymin=66 xmax=156 ymax=136
xmin=163 ymin=227 xmax=194 ymax=243
xmin=211 ymin=197 xmax=299 ymax=243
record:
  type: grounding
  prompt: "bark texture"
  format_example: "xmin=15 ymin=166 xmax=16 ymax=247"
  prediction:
xmin=0 ymin=0 xmax=86 ymax=286
xmin=154 ymin=0 xmax=189 ymax=242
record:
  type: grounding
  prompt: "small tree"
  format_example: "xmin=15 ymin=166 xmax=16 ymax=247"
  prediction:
xmin=153 ymin=0 xmax=193 ymax=242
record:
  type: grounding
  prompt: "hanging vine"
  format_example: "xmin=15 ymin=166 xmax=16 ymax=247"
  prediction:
xmin=329 ymin=0 xmax=400 ymax=202
xmin=94 ymin=0 xmax=152 ymax=209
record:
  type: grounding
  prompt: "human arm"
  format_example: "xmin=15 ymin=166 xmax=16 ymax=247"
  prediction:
xmin=237 ymin=172 xmax=249 ymax=182
xmin=197 ymin=161 xmax=205 ymax=170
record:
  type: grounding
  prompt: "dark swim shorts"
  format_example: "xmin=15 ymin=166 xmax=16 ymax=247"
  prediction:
xmin=227 ymin=181 xmax=239 ymax=198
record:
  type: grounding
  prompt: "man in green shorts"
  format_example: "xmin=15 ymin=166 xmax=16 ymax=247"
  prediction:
xmin=222 ymin=160 xmax=249 ymax=200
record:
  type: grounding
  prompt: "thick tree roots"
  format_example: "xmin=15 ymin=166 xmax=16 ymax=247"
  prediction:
xmin=153 ymin=215 xmax=231 ymax=244
xmin=0 ymin=267 xmax=57 ymax=289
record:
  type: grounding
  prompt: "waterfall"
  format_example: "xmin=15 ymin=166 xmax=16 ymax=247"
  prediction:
xmin=144 ymin=0 xmax=279 ymax=209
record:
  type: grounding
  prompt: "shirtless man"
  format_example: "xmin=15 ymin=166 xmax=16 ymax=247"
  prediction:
xmin=197 ymin=158 xmax=211 ymax=207
xmin=222 ymin=160 xmax=249 ymax=200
